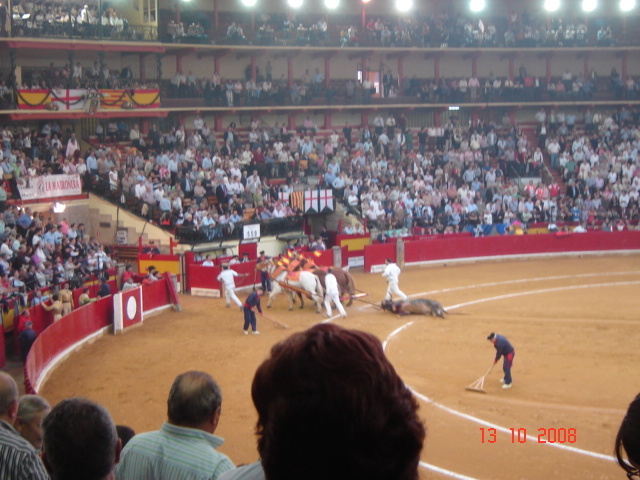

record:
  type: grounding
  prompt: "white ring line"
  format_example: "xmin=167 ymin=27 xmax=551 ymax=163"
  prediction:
xmin=406 ymin=270 xmax=640 ymax=299
xmin=367 ymin=271 xmax=640 ymax=310
xmin=383 ymin=281 xmax=625 ymax=465
xmin=411 ymin=390 xmax=614 ymax=463
xmin=321 ymin=313 xmax=342 ymax=324
xmin=419 ymin=461 xmax=480 ymax=480
xmin=445 ymin=280 xmax=640 ymax=311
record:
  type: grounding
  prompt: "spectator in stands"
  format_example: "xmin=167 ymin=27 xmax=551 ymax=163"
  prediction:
xmin=97 ymin=277 xmax=111 ymax=297
xmin=142 ymin=240 xmax=160 ymax=254
xmin=18 ymin=320 xmax=36 ymax=363
xmin=42 ymin=397 xmax=122 ymax=480
xmin=15 ymin=394 xmax=50 ymax=451
xmin=0 ymin=371 xmax=49 ymax=480
xmin=78 ymin=287 xmax=96 ymax=305
xmin=115 ymin=371 xmax=234 ymax=480
xmin=219 ymin=324 xmax=424 ymax=480
xmin=616 ymin=392 xmax=640 ymax=478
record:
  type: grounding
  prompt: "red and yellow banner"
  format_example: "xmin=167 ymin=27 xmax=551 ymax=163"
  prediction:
xmin=100 ymin=89 xmax=161 ymax=109
xmin=16 ymin=88 xmax=160 ymax=110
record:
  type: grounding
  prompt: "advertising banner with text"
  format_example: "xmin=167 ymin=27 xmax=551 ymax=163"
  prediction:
xmin=18 ymin=174 xmax=83 ymax=200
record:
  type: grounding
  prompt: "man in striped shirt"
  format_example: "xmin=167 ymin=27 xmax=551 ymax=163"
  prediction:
xmin=115 ymin=371 xmax=234 ymax=480
xmin=0 ymin=372 xmax=49 ymax=480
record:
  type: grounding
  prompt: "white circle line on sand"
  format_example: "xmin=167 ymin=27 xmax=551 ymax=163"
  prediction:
xmin=405 ymin=270 xmax=640 ymax=299
xmin=419 ymin=461 xmax=480 ymax=480
xmin=363 ymin=271 xmax=640 ymax=312
xmin=383 ymin=280 xmax=631 ymax=465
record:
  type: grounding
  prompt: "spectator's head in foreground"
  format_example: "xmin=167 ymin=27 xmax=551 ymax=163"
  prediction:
xmin=42 ymin=397 xmax=121 ymax=480
xmin=168 ymin=371 xmax=223 ymax=434
xmin=616 ymin=393 xmax=640 ymax=478
xmin=252 ymin=323 xmax=425 ymax=480
xmin=16 ymin=394 xmax=51 ymax=451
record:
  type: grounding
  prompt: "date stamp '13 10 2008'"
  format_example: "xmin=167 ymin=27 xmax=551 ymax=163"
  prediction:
xmin=480 ymin=427 xmax=577 ymax=444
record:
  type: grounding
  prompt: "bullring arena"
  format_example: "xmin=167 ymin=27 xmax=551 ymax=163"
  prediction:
xmin=38 ymin=254 xmax=640 ymax=480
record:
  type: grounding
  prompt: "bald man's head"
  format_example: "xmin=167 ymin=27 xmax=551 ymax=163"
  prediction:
xmin=0 ymin=372 xmax=19 ymax=424
xmin=167 ymin=371 xmax=222 ymax=430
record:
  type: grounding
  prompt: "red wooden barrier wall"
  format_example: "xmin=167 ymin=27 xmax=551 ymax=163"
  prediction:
xmin=364 ymin=243 xmax=396 ymax=273
xmin=24 ymin=296 xmax=113 ymax=393
xmin=403 ymin=231 xmax=640 ymax=265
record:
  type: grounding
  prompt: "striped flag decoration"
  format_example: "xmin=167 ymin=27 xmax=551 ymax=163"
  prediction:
xmin=289 ymin=191 xmax=304 ymax=212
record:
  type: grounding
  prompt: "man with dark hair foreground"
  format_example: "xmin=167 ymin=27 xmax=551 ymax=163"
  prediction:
xmin=115 ymin=371 xmax=234 ymax=480
xmin=42 ymin=397 xmax=121 ymax=480
xmin=220 ymin=323 xmax=425 ymax=480
xmin=615 ymin=392 xmax=640 ymax=479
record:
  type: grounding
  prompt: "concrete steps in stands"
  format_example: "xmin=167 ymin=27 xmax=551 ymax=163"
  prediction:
xmin=87 ymin=194 xmax=174 ymax=252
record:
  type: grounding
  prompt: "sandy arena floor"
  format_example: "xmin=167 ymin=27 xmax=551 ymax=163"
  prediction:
xmin=40 ymin=255 xmax=640 ymax=480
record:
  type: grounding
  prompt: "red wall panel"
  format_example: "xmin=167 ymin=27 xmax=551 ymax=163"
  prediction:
xmin=0 ymin=324 xmax=5 ymax=368
xmin=364 ymin=243 xmax=396 ymax=273
xmin=24 ymin=297 xmax=113 ymax=393
xmin=142 ymin=277 xmax=171 ymax=312
xmin=403 ymin=231 xmax=640 ymax=264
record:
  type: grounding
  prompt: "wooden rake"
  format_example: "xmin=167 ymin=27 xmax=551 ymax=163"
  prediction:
xmin=465 ymin=363 xmax=495 ymax=394
xmin=260 ymin=313 xmax=290 ymax=329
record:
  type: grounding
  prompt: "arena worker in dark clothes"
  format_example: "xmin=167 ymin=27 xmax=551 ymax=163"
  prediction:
xmin=243 ymin=287 xmax=264 ymax=335
xmin=487 ymin=332 xmax=515 ymax=389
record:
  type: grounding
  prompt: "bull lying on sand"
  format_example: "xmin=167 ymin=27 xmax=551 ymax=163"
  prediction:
xmin=381 ymin=298 xmax=447 ymax=318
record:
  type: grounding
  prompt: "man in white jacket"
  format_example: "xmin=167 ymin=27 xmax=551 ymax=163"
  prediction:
xmin=382 ymin=258 xmax=408 ymax=302
xmin=217 ymin=264 xmax=245 ymax=309
xmin=323 ymin=268 xmax=346 ymax=319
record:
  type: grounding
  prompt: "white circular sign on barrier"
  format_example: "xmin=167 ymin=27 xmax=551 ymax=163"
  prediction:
xmin=127 ymin=296 xmax=138 ymax=320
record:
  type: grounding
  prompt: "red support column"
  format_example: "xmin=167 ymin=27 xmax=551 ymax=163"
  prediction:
xmin=139 ymin=54 xmax=146 ymax=83
xmin=251 ymin=56 xmax=257 ymax=82
xmin=287 ymin=56 xmax=294 ymax=88
xmin=508 ymin=56 xmax=515 ymax=81
xmin=215 ymin=115 xmax=223 ymax=131
xmin=622 ymin=52 xmax=628 ymax=82
xmin=435 ymin=110 xmax=441 ymax=127
xmin=583 ymin=55 xmax=589 ymax=80
xmin=509 ymin=110 xmax=515 ymax=126
xmin=434 ymin=56 xmax=440 ymax=83
xmin=361 ymin=112 xmax=368 ymax=128
xmin=324 ymin=55 xmax=331 ymax=89
xmin=361 ymin=58 xmax=367 ymax=78
xmin=288 ymin=113 xmax=296 ymax=131
xmin=472 ymin=112 xmax=479 ymax=126
xmin=397 ymin=57 xmax=404 ymax=95
xmin=214 ymin=56 xmax=220 ymax=75
xmin=176 ymin=54 xmax=183 ymax=75
xmin=141 ymin=119 xmax=149 ymax=134
xmin=361 ymin=6 xmax=366 ymax=33
xmin=546 ymin=56 xmax=552 ymax=85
